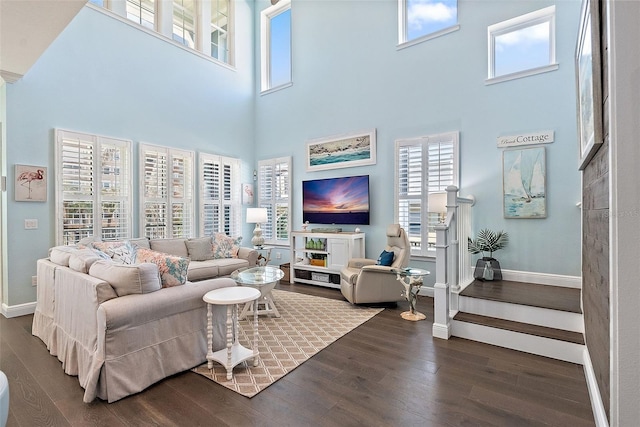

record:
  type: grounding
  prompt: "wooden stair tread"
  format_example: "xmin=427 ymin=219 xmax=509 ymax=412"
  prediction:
xmin=460 ymin=280 xmax=582 ymax=313
xmin=453 ymin=312 xmax=585 ymax=345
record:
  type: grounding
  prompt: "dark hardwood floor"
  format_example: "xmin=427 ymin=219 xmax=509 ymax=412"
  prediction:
xmin=0 ymin=281 xmax=595 ymax=426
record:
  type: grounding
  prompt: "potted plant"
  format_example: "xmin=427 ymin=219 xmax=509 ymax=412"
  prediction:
xmin=468 ymin=228 xmax=509 ymax=281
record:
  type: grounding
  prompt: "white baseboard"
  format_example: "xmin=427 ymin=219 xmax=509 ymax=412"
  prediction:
xmin=1 ymin=301 xmax=36 ymax=318
xmin=583 ymin=348 xmax=609 ymax=427
xmin=501 ymin=269 xmax=581 ymax=288
xmin=432 ymin=322 xmax=451 ymax=339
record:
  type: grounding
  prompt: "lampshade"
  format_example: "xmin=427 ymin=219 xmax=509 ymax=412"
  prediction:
xmin=428 ymin=192 xmax=447 ymax=214
xmin=246 ymin=208 xmax=268 ymax=224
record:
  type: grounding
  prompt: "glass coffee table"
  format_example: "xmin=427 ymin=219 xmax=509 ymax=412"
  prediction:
xmin=231 ymin=266 xmax=284 ymax=319
xmin=392 ymin=267 xmax=431 ymax=321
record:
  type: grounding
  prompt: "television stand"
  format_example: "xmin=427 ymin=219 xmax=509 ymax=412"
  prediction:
xmin=290 ymin=231 xmax=365 ymax=289
xmin=310 ymin=227 xmax=342 ymax=233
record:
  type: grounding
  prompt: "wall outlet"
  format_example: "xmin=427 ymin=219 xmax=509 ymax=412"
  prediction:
xmin=25 ymin=219 xmax=38 ymax=229
xmin=32 ymin=275 xmax=37 ymax=286
xmin=276 ymin=252 xmax=282 ymax=259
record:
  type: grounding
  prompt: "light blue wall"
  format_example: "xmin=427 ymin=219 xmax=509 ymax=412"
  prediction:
xmin=4 ymin=3 xmax=255 ymax=305
xmin=254 ymin=0 xmax=583 ymax=281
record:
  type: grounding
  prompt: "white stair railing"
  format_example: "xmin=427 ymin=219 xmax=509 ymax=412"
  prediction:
xmin=433 ymin=185 xmax=475 ymax=340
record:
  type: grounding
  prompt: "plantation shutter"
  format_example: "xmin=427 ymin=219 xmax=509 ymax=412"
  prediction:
xmin=140 ymin=144 xmax=194 ymax=239
xmin=258 ymin=157 xmax=291 ymax=245
xmin=199 ymin=153 xmax=240 ymax=237
xmin=395 ymin=132 xmax=459 ymax=256
xmin=56 ymin=129 xmax=132 ymax=245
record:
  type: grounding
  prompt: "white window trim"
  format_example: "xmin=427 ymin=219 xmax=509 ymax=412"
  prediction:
xmin=139 ymin=143 xmax=195 ymax=239
xmin=85 ymin=2 xmax=235 ymax=69
xmin=397 ymin=0 xmax=459 ymax=49
xmin=55 ymin=129 xmax=133 ymax=245
xmin=260 ymin=0 xmax=292 ymax=94
xmin=258 ymin=156 xmax=292 ymax=246
xmin=198 ymin=152 xmax=241 ymax=237
xmin=394 ymin=131 xmax=459 ymax=259
xmin=486 ymin=5 xmax=557 ymax=84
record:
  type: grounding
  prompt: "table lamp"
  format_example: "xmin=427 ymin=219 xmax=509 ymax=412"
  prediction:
xmin=247 ymin=208 xmax=268 ymax=248
xmin=428 ymin=192 xmax=447 ymax=223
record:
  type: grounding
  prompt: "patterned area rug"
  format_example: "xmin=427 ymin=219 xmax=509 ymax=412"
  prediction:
xmin=192 ymin=289 xmax=383 ymax=397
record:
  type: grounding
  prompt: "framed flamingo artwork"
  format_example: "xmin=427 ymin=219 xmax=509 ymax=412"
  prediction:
xmin=15 ymin=164 xmax=47 ymax=202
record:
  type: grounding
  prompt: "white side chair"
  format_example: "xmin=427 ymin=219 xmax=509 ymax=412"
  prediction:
xmin=0 ymin=370 xmax=8 ymax=427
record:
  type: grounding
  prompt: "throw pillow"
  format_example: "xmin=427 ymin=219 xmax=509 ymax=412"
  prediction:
xmin=91 ymin=241 xmax=136 ymax=264
xmin=134 ymin=248 xmax=190 ymax=287
xmin=185 ymin=237 xmax=214 ymax=261
xmin=89 ymin=260 xmax=162 ymax=296
xmin=211 ymin=233 xmax=242 ymax=259
xmin=376 ymin=250 xmax=394 ymax=266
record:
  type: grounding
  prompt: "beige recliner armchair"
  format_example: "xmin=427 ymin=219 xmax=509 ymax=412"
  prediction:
xmin=340 ymin=224 xmax=411 ymax=304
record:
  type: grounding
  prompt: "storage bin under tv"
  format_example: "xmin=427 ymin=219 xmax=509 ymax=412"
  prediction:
xmin=290 ymin=231 xmax=365 ymax=289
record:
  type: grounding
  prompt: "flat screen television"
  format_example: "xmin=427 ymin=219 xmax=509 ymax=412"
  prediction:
xmin=302 ymin=175 xmax=370 ymax=225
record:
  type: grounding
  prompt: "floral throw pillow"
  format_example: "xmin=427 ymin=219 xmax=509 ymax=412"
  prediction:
xmin=91 ymin=241 xmax=136 ymax=264
xmin=134 ymin=248 xmax=189 ymax=287
xmin=211 ymin=233 xmax=242 ymax=259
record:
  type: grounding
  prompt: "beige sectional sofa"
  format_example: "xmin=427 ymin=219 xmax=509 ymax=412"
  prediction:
xmin=32 ymin=235 xmax=258 ymax=403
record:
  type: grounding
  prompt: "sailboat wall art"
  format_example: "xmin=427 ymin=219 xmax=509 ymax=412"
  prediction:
xmin=503 ymin=147 xmax=546 ymax=218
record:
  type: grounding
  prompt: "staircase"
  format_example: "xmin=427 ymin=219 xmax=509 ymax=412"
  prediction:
xmin=451 ymin=280 xmax=585 ymax=364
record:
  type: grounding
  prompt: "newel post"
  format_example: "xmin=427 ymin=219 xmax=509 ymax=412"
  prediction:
xmin=432 ymin=223 xmax=451 ymax=339
xmin=446 ymin=185 xmax=460 ymax=293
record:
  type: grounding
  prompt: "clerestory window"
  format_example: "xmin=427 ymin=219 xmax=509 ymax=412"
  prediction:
xmin=398 ymin=0 xmax=459 ymax=48
xmin=487 ymin=6 xmax=557 ymax=83
xmin=260 ymin=0 xmax=292 ymax=93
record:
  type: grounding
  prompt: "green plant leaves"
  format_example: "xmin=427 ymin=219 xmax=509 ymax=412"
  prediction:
xmin=468 ymin=228 xmax=509 ymax=257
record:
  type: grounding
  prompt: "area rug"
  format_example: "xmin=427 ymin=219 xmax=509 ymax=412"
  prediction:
xmin=192 ymin=289 xmax=383 ymax=397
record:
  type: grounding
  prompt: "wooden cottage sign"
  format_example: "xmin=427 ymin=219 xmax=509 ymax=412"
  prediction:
xmin=497 ymin=130 xmax=554 ymax=148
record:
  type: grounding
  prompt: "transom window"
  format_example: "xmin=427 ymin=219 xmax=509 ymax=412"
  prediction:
xmin=55 ymin=129 xmax=132 ymax=245
xmin=86 ymin=0 xmax=234 ymax=66
xmin=258 ymin=157 xmax=291 ymax=245
xmin=260 ymin=0 xmax=292 ymax=93
xmin=487 ymin=6 xmax=557 ymax=83
xmin=398 ymin=0 xmax=459 ymax=48
xmin=395 ymin=132 xmax=459 ymax=257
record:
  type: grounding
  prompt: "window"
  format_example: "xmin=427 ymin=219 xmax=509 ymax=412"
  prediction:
xmin=126 ymin=0 xmax=155 ymax=30
xmin=398 ymin=0 xmax=459 ymax=47
xmin=55 ymin=129 xmax=132 ymax=245
xmin=260 ymin=0 xmax=292 ymax=93
xmin=140 ymin=144 xmax=194 ymax=239
xmin=488 ymin=6 xmax=557 ymax=83
xmin=172 ymin=0 xmax=196 ymax=48
xmin=210 ymin=0 xmax=230 ymax=62
xmin=395 ymin=131 xmax=458 ymax=257
xmin=258 ymin=157 xmax=291 ymax=245
xmin=199 ymin=153 xmax=241 ymax=237
xmin=86 ymin=1 xmax=233 ymax=65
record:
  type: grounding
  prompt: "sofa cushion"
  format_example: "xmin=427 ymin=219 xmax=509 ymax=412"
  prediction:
xmin=135 ymin=248 xmax=190 ymax=287
xmin=49 ymin=245 xmax=78 ymax=266
xmin=68 ymin=248 xmax=103 ymax=274
xmin=89 ymin=260 xmax=162 ymax=297
xmin=149 ymin=238 xmax=189 ymax=258
xmin=211 ymin=233 xmax=242 ymax=259
xmin=92 ymin=241 xmax=136 ymax=264
xmin=185 ymin=237 xmax=214 ymax=261
xmin=187 ymin=261 xmax=219 ymax=282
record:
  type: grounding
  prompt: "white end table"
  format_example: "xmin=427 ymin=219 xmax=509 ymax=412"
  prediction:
xmin=203 ymin=286 xmax=261 ymax=380
xmin=232 ymin=266 xmax=284 ymax=319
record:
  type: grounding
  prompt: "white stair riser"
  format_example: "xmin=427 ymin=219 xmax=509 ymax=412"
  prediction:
xmin=459 ymin=296 xmax=584 ymax=333
xmin=451 ymin=320 xmax=585 ymax=364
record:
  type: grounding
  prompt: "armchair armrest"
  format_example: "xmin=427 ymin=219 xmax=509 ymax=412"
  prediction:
xmin=347 ymin=258 xmax=377 ymax=269
xmin=237 ymin=247 xmax=258 ymax=266
xmin=360 ymin=264 xmax=398 ymax=274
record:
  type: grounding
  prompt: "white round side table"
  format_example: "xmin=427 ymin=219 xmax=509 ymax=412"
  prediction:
xmin=203 ymin=286 xmax=261 ymax=380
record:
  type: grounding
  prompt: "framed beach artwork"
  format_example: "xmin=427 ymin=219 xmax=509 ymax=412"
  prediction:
xmin=306 ymin=129 xmax=376 ymax=172
xmin=15 ymin=164 xmax=47 ymax=202
xmin=503 ymin=147 xmax=546 ymax=219
xmin=575 ymin=0 xmax=603 ymax=170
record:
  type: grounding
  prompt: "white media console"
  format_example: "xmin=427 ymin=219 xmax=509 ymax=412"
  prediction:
xmin=289 ymin=231 xmax=365 ymax=289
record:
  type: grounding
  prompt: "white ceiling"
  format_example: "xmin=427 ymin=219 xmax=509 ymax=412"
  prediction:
xmin=0 ymin=0 xmax=87 ymax=83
